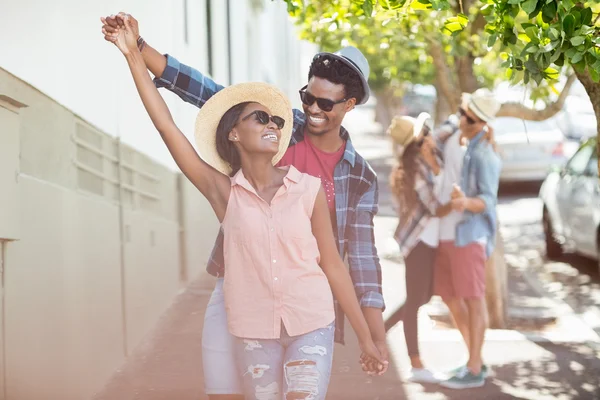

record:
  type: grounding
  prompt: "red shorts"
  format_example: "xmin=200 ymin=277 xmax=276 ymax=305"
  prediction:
xmin=434 ymin=241 xmax=486 ymax=300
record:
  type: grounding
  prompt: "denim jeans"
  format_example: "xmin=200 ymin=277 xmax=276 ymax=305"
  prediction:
xmin=234 ymin=321 xmax=335 ymax=400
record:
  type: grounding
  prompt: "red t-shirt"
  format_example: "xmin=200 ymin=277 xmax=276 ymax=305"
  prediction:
xmin=277 ymin=136 xmax=345 ymax=213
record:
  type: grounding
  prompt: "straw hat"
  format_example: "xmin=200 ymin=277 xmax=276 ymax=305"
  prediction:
xmin=461 ymin=88 xmax=500 ymax=122
xmin=387 ymin=112 xmax=432 ymax=153
xmin=194 ymin=82 xmax=293 ymax=175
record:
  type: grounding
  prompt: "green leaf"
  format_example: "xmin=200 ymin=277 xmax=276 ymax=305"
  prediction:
xmin=529 ymin=1 xmax=545 ymax=19
xmin=562 ymin=0 xmax=574 ymax=11
xmin=362 ymin=0 xmax=373 ymax=16
xmin=548 ymin=27 xmax=560 ymax=41
xmin=580 ymin=7 xmax=593 ymax=26
xmin=488 ymin=33 xmax=498 ymax=47
xmin=442 ymin=14 xmax=469 ymax=36
xmin=571 ymin=51 xmax=584 ymax=64
xmin=508 ymin=0 xmax=520 ymax=4
xmin=524 ymin=26 xmax=539 ymax=41
xmin=526 ymin=45 xmax=540 ymax=53
xmin=541 ymin=1 xmax=557 ymax=23
xmin=562 ymin=14 xmax=576 ymax=36
xmin=522 ymin=0 xmax=539 ymax=15
xmin=541 ymin=40 xmax=560 ymax=52
xmin=570 ymin=36 xmax=586 ymax=46
xmin=554 ymin=53 xmax=565 ymax=66
xmin=544 ymin=67 xmax=559 ymax=80
xmin=565 ymin=48 xmax=578 ymax=58
xmin=590 ymin=69 xmax=599 ymax=83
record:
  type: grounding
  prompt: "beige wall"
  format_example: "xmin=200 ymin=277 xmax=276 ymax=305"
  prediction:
xmin=0 ymin=68 xmax=219 ymax=400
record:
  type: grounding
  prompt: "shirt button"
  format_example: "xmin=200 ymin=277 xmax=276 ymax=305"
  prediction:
xmin=272 ymin=259 xmax=277 ymax=263
xmin=270 ymin=228 xmax=274 ymax=232
xmin=274 ymin=277 xmax=278 ymax=281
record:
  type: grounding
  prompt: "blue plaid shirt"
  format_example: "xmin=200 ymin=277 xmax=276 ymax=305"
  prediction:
xmin=154 ymin=55 xmax=384 ymax=343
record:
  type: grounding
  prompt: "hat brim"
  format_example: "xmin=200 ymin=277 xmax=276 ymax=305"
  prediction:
xmin=194 ymin=82 xmax=293 ymax=176
xmin=314 ymin=52 xmax=370 ymax=105
xmin=413 ymin=112 xmax=432 ymax=139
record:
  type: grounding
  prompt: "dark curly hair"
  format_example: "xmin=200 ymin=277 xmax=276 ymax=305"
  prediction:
xmin=390 ymin=141 xmax=422 ymax=222
xmin=308 ymin=54 xmax=365 ymax=104
xmin=215 ymin=102 xmax=253 ymax=177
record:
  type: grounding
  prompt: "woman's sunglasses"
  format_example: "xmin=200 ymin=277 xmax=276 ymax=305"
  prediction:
xmin=416 ymin=127 xmax=430 ymax=146
xmin=298 ymin=85 xmax=347 ymax=112
xmin=241 ymin=110 xmax=285 ymax=130
xmin=458 ymin=108 xmax=481 ymax=125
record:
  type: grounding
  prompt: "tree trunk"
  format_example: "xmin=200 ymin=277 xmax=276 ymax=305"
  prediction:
xmin=485 ymin=223 xmax=508 ymax=329
xmin=574 ymin=69 xmax=600 ymax=175
xmin=455 ymin=55 xmax=480 ymax=94
xmin=374 ymin=87 xmax=402 ymax=132
xmin=433 ymin=82 xmax=453 ymax=124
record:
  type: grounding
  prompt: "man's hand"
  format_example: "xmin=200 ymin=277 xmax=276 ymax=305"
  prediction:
xmin=101 ymin=12 xmax=140 ymax=43
xmin=451 ymin=184 xmax=465 ymax=200
xmin=107 ymin=14 xmax=138 ymax=56
xmin=359 ymin=340 xmax=389 ymax=376
xmin=451 ymin=197 xmax=467 ymax=212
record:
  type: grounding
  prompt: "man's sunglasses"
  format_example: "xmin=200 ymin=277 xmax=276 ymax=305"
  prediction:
xmin=458 ymin=108 xmax=481 ymax=125
xmin=241 ymin=110 xmax=285 ymax=130
xmin=299 ymin=85 xmax=347 ymax=112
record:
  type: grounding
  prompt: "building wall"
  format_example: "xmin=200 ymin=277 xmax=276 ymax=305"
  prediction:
xmin=0 ymin=68 xmax=222 ymax=400
xmin=0 ymin=1 xmax=317 ymax=399
xmin=0 ymin=0 xmax=315 ymax=170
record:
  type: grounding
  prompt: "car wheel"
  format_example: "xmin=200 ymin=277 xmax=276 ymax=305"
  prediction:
xmin=543 ymin=207 xmax=563 ymax=259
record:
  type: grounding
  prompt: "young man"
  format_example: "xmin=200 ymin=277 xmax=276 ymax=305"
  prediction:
xmin=435 ymin=89 xmax=501 ymax=389
xmin=102 ymin=13 xmax=388 ymax=399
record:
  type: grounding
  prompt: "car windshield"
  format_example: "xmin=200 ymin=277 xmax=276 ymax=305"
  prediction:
xmin=491 ymin=117 xmax=556 ymax=135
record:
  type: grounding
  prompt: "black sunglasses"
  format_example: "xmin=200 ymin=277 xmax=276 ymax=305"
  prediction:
xmin=241 ymin=110 xmax=285 ymax=130
xmin=416 ymin=127 xmax=430 ymax=146
xmin=458 ymin=107 xmax=481 ymax=125
xmin=298 ymin=85 xmax=347 ymax=112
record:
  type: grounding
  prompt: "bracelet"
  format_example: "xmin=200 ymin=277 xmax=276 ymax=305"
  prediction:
xmin=137 ymin=36 xmax=146 ymax=52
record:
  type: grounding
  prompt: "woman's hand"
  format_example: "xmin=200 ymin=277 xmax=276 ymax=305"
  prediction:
xmin=359 ymin=338 xmax=388 ymax=375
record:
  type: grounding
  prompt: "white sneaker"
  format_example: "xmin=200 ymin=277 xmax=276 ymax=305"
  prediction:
xmin=406 ymin=368 xmax=442 ymax=384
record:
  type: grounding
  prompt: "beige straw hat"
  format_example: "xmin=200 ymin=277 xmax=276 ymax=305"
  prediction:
xmin=387 ymin=112 xmax=432 ymax=149
xmin=194 ymin=82 xmax=293 ymax=175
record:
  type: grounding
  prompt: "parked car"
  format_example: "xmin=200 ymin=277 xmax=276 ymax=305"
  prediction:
xmin=539 ymin=139 xmax=599 ymax=273
xmin=491 ymin=117 xmax=567 ymax=182
xmin=554 ymin=95 xmax=597 ymax=141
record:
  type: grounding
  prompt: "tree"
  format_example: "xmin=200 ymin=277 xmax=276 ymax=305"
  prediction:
xmin=280 ymin=0 xmax=599 ymax=174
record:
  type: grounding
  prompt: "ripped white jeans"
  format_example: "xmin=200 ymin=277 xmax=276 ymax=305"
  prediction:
xmin=234 ymin=322 xmax=335 ymax=400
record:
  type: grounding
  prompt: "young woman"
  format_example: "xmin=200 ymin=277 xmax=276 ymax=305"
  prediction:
xmin=107 ymin=16 xmax=384 ymax=399
xmin=386 ymin=113 xmax=458 ymax=383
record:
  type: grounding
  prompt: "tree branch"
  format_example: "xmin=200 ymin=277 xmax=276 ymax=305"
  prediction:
xmin=495 ymin=74 xmax=577 ymax=120
xmin=427 ymin=37 xmax=460 ymax=112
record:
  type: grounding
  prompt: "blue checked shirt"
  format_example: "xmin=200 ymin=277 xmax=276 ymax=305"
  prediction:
xmin=154 ymin=55 xmax=384 ymax=343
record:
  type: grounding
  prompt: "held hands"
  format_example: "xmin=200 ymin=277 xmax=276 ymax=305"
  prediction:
xmin=450 ymin=184 xmax=467 ymax=212
xmin=102 ymin=14 xmax=138 ymax=56
xmin=359 ymin=338 xmax=389 ymax=376
xmin=101 ymin=12 xmax=140 ymax=47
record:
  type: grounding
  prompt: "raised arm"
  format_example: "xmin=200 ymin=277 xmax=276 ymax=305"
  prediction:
xmin=102 ymin=13 xmax=224 ymax=108
xmin=108 ymin=15 xmax=229 ymax=221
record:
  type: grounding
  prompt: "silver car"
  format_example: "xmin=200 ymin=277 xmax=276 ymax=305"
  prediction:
xmin=492 ymin=117 xmax=567 ymax=182
xmin=539 ymin=139 xmax=599 ymax=272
